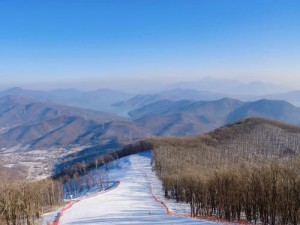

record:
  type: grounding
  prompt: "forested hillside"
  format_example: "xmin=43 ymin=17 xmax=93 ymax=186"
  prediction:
xmin=0 ymin=179 xmax=63 ymax=225
xmin=149 ymin=117 xmax=300 ymax=225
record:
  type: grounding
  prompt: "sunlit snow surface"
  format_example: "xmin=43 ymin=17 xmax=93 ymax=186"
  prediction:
xmin=55 ymin=152 xmax=221 ymax=224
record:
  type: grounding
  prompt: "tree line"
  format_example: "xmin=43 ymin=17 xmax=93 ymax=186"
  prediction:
xmin=53 ymin=140 xmax=152 ymax=181
xmin=159 ymin=161 xmax=299 ymax=225
xmin=0 ymin=179 xmax=63 ymax=225
xmin=149 ymin=118 xmax=300 ymax=224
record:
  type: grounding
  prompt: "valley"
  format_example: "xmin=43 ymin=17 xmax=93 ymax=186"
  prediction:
xmin=1 ymin=1 xmax=299 ymax=224
xmin=1 ymin=89 xmax=300 ymax=181
xmin=0 ymin=87 xmax=300 ymax=225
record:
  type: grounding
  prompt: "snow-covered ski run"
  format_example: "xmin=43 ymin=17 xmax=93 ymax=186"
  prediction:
xmin=45 ymin=152 xmax=220 ymax=225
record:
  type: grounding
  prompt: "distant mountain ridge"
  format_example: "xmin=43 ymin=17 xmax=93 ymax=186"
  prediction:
xmin=170 ymin=77 xmax=290 ymax=95
xmin=264 ymin=90 xmax=300 ymax=107
xmin=112 ymin=88 xmax=226 ymax=112
xmin=1 ymin=83 xmax=298 ymax=115
xmin=1 ymin=88 xmax=300 ymax=150
xmin=226 ymin=99 xmax=300 ymax=124
xmin=0 ymin=87 xmax=134 ymax=114
xmin=0 ymin=96 xmax=148 ymax=150
xmin=130 ymin=98 xmax=300 ymax=136
xmin=0 ymin=116 xmax=148 ymax=149
xmin=0 ymin=95 xmax=121 ymax=128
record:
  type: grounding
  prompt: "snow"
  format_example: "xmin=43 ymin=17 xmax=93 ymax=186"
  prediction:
xmin=3 ymin=163 xmax=15 ymax=168
xmin=46 ymin=151 xmax=221 ymax=225
xmin=42 ymin=207 xmax=62 ymax=225
xmin=64 ymin=180 xmax=118 ymax=200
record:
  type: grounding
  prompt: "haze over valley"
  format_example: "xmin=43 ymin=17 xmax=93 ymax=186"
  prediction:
xmin=1 ymin=1 xmax=300 ymax=225
xmin=1 ymin=80 xmax=300 ymax=180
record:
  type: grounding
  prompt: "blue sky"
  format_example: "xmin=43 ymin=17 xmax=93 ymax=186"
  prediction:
xmin=0 ymin=0 xmax=299 ymax=89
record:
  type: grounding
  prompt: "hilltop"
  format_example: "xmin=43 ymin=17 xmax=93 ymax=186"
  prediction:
xmin=149 ymin=117 xmax=300 ymax=224
xmin=149 ymin=117 xmax=300 ymax=174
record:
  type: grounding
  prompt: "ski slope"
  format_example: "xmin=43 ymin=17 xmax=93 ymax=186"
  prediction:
xmin=50 ymin=152 xmax=220 ymax=225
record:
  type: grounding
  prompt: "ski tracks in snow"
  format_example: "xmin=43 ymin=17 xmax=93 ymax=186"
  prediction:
xmin=46 ymin=152 xmax=220 ymax=225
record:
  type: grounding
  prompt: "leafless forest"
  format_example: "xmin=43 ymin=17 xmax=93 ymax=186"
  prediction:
xmin=150 ymin=117 xmax=300 ymax=225
xmin=1 ymin=117 xmax=299 ymax=225
xmin=0 ymin=180 xmax=63 ymax=225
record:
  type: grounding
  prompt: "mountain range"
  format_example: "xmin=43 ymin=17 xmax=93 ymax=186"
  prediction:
xmin=1 ymin=78 xmax=298 ymax=115
xmin=264 ymin=90 xmax=300 ymax=107
xmin=0 ymin=87 xmax=134 ymax=115
xmin=1 ymin=85 xmax=300 ymax=180
xmin=131 ymin=98 xmax=300 ymax=136
xmin=1 ymin=93 xmax=300 ymax=151
xmin=170 ymin=77 xmax=290 ymax=96
xmin=0 ymin=96 xmax=148 ymax=150
xmin=112 ymin=88 xmax=225 ymax=113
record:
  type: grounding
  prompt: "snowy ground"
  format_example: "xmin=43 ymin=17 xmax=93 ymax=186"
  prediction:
xmin=44 ymin=151 xmax=220 ymax=225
